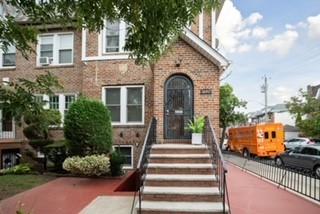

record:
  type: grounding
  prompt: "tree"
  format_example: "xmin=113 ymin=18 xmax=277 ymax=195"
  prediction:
xmin=220 ymin=84 xmax=247 ymax=148
xmin=1 ymin=0 xmax=222 ymax=63
xmin=286 ymin=89 xmax=320 ymax=138
xmin=64 ymin=98 xmax=113 ymax=156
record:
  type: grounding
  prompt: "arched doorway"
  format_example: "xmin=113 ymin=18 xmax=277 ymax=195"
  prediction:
xmin=164 ymin=75 xmax=194 ymax=139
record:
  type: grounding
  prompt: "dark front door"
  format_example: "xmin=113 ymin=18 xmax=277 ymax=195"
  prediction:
xmin=164 ymin=75 xmax=193 ymax=139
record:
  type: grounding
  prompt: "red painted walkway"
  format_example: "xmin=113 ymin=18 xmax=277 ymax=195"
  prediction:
xmin=0 ymin=174 xmax=134 ymax=214
xmin=227 ymin=163 xmax=320 ymax=214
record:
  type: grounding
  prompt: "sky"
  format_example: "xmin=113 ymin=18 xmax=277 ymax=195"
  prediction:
xmin=216 ymin=0 xmax=320 ymax=113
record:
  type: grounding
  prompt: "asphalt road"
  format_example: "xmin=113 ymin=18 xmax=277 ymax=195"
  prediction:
xmin=223 ymin=152 xmax=320 ymax=201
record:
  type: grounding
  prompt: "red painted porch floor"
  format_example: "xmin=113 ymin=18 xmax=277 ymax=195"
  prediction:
xmin=0 ymin=166 xmax=319 ymax=214
xmin=227 ymin=163 xmax=320 ymax=214
xmin=0 ymin=173 xmax=134 ymax=214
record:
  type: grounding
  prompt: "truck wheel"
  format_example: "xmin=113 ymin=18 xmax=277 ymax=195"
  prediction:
xmin=243 ymin=149 xmax=249 ymax=158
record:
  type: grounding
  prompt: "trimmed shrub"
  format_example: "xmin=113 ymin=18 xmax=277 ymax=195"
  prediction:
xmin=0 ymin=164 xmax=31 ymax=175
xmin=44 ymin=141 xmax=68 ymax=171
xmin=110 ymin=150 xmax=125 ymax=176
xmin=64 ymin=98 xmax=113 ymax=156
xmin=62 ymin=155 xmax=110 ymax=176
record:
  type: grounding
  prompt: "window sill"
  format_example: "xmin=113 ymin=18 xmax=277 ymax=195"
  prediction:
xmin=112 ymin=124 xmax=145 ymax=128
xmin=0 ymin=67 xmax=16 ymax=71
xmin=35 ymin=64 xmax=74 ymax=69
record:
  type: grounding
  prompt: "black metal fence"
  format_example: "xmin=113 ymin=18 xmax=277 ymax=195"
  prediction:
xmin=224 ymin=152 xmax=320 ymax=201
xmin=204 ymin=117 xmax=230 ymax=214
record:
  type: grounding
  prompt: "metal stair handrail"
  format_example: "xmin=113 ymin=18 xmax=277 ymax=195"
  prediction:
xmin=204 ymin=116 xmax=231 ymax=214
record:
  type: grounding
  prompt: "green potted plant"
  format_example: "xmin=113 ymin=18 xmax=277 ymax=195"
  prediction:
xmin=187 ymin=116 xmax=205 ymax=145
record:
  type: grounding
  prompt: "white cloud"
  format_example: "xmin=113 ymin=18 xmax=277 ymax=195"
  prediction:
xmin=285 ymin=24 xmax=295 ymax=30
xmin=244 ymin=12 xmax=263 ymax=26
xmin=258 ymin=30 xmax=299 ymax=56
xmin=216 ymin=0 xmax=264 ymax=53
xmin=237 ymin=44 xmax=252 ymax=53
xmin=252 ymin=27 xmax=272 ymax=39
xmin=271 ymin=86 xmax=295 ymax=103
xmin=307 ymin=14 xmax=320 ymax=39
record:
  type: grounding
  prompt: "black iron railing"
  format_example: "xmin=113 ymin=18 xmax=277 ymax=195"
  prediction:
xmin=131 ymin=117 xmax=157 ymax=214
xmin=224 ymin=152 xmax=320 ymax=201
xmin=204 ymin=116 xmax=230 ymax=214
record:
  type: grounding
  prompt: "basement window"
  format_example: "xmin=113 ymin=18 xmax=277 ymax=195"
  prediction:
xmin=113 ymin=145 xmax=133 ymax=169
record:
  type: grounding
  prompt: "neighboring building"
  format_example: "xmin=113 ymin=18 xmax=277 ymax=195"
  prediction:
xmin=307 ymin=84 xmax=320 ymax=100
xmin=248 ymin=104 xmax=299 ymax=140
xmin=0 ymin=2 xmax=229 ymax=169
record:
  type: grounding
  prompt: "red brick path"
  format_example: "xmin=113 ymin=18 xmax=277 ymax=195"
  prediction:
xmin=227 ymin=164 xmax=320 ymax=214
xmin=0 ymin=174 xmax=134 ymax=214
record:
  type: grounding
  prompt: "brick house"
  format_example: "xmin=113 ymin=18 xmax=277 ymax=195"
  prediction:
xmin=0 ymin=3 xmax=229 ymax=169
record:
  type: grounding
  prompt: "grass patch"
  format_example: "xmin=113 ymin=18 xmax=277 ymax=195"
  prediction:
xmin=0 ymin=174 xmax=55 ymax=200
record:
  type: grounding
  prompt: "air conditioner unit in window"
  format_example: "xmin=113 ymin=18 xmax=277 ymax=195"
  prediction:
xmin=39 ymin=57 xmax=52 ymax=66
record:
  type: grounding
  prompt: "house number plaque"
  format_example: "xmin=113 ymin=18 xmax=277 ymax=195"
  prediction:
xmin=200 ymin=89 xmax=212 ymax=95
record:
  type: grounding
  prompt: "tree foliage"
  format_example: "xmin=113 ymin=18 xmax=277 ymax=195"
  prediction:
xmin=64 ymin=98 xmax=113 ymax=156
xmin=0 ymin=71 xmax=62 ymax=122
xmin=220 ymin=84 xmax=247 ymax=147
xmin=286 ymin=89 xmax=320 ymax=138
xmin=1 ymin=0 xmax=222 ymax=63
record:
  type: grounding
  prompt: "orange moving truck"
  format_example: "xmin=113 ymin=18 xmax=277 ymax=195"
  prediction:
xmin=228 ymin=123 xmax=285 ymax=157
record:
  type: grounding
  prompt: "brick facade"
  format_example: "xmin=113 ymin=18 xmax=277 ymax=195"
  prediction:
xmin=0 ymin=13 xmax=225 ymax=169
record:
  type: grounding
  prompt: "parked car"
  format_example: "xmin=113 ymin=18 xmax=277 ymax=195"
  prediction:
xmin=284 ymin=138 xmax=315 ymax=151
xmin=275 ymin=145 xmax=320 ymax=178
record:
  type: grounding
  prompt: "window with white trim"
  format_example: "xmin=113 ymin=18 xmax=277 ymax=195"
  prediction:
xmin=103 ymin=20 xmax=127 ymax=53
xmin=38 ymin=33 xmax=73 ymax=66
xmin=102 ymin=86 xmax=144 ymax=125
xmin=36 ymin=94 xmax=77 ymax=122
xmin=0 ymin=45 xmax=16 ymax=68
xmin=113 ymin=145 xmax=133 ymax=168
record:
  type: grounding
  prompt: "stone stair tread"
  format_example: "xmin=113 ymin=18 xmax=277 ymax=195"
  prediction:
xmin=137 ymin=201 xmax=228 ymax=213
xmin=152 ymin=144 xmax=207 ymax=149
xmin=145 ymin=174 xmax=217 ymax=181
xmin=147 ymin=163 xmax=214 ymax=168
xmin=150 ymin=154 xmax=210 ymax=158
xmin=143 ymin=186 xmax=220 ymax=195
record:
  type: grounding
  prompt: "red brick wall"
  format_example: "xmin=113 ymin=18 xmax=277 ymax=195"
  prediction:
xmin=153 ymin=39 xmax=220 ymax=141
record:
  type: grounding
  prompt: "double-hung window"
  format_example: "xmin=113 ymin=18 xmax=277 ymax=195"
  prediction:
xmin=0 ymin=45 xmax=16 ymax=68
xmin=38 ymin=33 xmax=73 ymax=66
xmin=103 ymin=85 xmax=144 ymax=125
xmin=39 ymin=94 xmax=77 ymax=123
xmin=103 ymin=20 xmax=127 ymax=53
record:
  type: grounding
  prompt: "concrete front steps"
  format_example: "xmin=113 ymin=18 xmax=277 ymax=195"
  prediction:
xmin=136 ymin=143 xmax=228 ymax=214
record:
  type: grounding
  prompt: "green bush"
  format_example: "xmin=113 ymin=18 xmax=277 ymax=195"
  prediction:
xmin=64 ymin=98 xmax=113 ymax=156
xmin=62 ymin=155 xmax=110 ymax=176
xmin=0 ymin=164 xmax=31 ymax=175
xmin=110 ymin=149 xmax=125 ymax=176
xmin=44 ymin=141 xmax=68 ymax=171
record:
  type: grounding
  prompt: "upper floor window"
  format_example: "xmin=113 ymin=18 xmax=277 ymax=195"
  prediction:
xmin=103 ymin=20 xmax=127 ymax=54
xmin=0 ymin=45 xmax=16 ymax=68
xmin=37 ymin=33 xmax=73 ymax=66
xmin=102 ymin=85 xmax=144 ymax=125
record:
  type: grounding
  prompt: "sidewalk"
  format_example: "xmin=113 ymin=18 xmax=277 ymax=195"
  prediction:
xmin=227 ymin=163 xmax=320 ymax=214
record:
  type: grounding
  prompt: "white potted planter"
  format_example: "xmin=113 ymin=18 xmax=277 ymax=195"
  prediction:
xmin=187 ymin=116 xmax=205 ymax=145
xmin=192 ymin=133 xmax=203 ymax=145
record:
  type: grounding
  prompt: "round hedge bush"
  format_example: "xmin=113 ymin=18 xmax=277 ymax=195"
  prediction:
xmin=64 ymin=98 xmax=113 ymax=156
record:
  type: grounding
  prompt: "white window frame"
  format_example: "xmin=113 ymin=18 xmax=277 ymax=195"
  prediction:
xmin=37 ymin=32 xmax=74 ymax=67
xmin=41 ymin=93 xmax=77 ymax=124
xmin=102 ymin=20 xmax=127 ymax=55
xmin=0 ymin=110 xmax=15 ymax=139
xmin=102 ymin=85 xmax=145 ymax=126
xmin=0 ymin=45 xmax=16 ymax=69
xmin=113 ymin=145 xmax=133 ymax=169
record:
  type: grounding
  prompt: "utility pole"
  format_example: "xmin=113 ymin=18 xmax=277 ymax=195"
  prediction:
xmin=261 ymin=75 xmax=268 ymax=122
